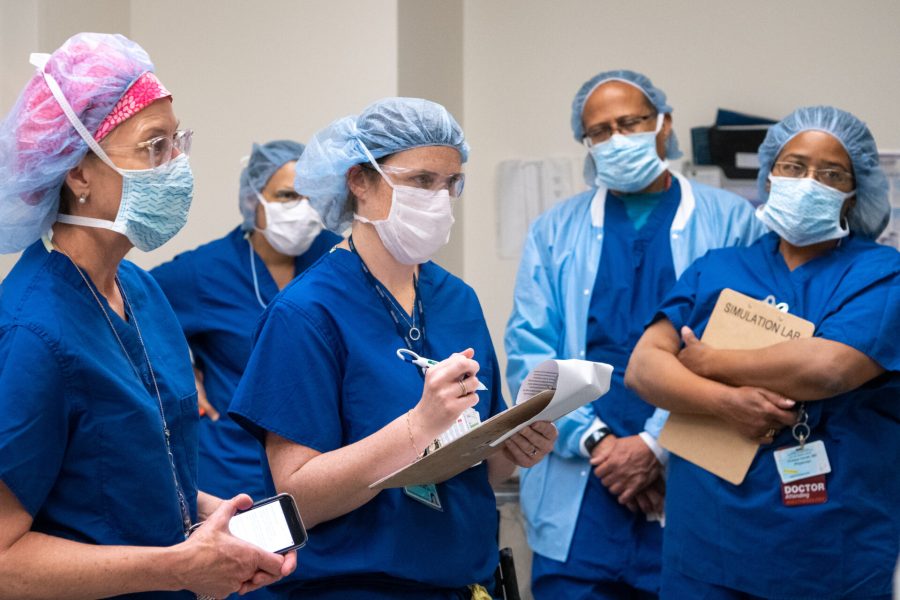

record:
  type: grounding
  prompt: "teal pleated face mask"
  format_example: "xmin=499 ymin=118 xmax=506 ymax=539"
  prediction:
xmin=757 ymin=175 xmax=854 ymax=247
xmin=35 ymin=62 xmax=194 ymax=251
xmin=58 ymin=155 xmax=194 ymax=251
xmin=588 ymin=113 xmax=668 ymax=193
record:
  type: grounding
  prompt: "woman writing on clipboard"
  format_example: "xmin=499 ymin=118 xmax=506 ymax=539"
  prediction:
xmin=229 ymin=97 xmax=557 ymax=599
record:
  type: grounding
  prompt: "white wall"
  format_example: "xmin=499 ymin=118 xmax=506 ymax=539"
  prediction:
xmin=461 ymin=0 xmax=900 ymax=397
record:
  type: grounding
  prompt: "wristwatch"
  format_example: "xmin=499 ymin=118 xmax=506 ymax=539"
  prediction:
xmin=584 ymin=426 xmax=613 ymax=456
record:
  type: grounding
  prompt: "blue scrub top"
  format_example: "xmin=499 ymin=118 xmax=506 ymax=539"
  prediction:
xmin=0 ymin=241 xmax=198 ymax=600
xmin=151 ymin=226 xmax=340 ymax=501
xmin=587 ymin=180 xmax=680 ymax=435
xmin=654 ymin=232 xmax=900 ymax=599
xmin=230 ymin=248 xmax=505 ymax=595
xmin=536 ymin=185 xmax=681 ymax=594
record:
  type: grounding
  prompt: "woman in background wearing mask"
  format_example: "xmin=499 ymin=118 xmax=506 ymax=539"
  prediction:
xmin=229 ymin=97 xmax=558 ymax=599
xmin=151 ymin=140 xmax=339 ymax=506
xmin=627 ymin=106 xmax=900 ymax=599
xmin=0 ymin=33 xmax=293 ymax=598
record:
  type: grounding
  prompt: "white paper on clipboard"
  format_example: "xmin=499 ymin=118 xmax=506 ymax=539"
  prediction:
xmin=490 ymin=359 xmax=613 ymax=447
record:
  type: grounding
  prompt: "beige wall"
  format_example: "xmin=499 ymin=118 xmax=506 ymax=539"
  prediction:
xmin=3 ymin=0 xmax=900 ymax=401
xmin=461 ymin=0 xmax=900 ymax=397
xmin=0 ymin=0 xmax=399 ymax=275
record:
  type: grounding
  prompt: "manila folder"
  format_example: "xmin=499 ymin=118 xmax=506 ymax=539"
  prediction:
xmin=658 ymin=288 xmax=814 ymax=485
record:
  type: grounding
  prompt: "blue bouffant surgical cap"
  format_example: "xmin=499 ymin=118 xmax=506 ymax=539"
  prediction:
xmin=571 ymin=69 xmax=682 ymax=159
xmin=757 ymin=106 xmax=889 ymax=239
xmin=0 ymin=32 xmax=155 ymax=253
xmin=573 ymin=69 xmax=682 ymax=187
xmin=295 ymin=97 xmax=469 ymax=232
xmin=239 ymin=139 xmax=305 ymax=231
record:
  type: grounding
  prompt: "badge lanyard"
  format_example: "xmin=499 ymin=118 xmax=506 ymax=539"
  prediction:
xmin=348 ymin=236 xmax=444 ymax=510
xmin=348 ymin=235 xmax=426 ymax=358
xmin=55 ymin=243 xmax=193 ymax=537
xmin=774 ymin=402 xmax=832 ymax=506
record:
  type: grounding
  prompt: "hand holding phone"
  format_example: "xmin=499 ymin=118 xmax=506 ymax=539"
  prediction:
xmin=227 ymin=493 xmax=307 ymax=554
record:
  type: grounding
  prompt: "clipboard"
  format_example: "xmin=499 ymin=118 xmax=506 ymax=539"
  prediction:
xmin=370 ymin=359 xmax=613 ymax=490
xmin=658 ymin=288 xmax=815 ymax=485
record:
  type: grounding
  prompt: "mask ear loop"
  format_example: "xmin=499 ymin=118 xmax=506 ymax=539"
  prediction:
xmin=29 ymin=53 xmax=122 ymax=174
xmin=653 ymin=112 xmax=665 ymax=134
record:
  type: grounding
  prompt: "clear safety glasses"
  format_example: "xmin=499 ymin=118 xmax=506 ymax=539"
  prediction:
xmin=772 ymin=161 xmax=854 ymax=190
xmin=363 ymin=163 xmax=466 ymax=198
xmin=102 ymin=129 xmax=193 ymax=170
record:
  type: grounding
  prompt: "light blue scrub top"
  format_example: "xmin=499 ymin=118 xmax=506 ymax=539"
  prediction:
xmin=0 ymin=240 xmax=198 ymax=600
xmin=505 ymin=173 xmax=768 ymax=561
xmin=655 ymin=232 xmax=900 ymax=600
xmin=150 ymin=226 xmax=340 ymax=501
xmin=230 ymin=248 xmax=505 ymax=598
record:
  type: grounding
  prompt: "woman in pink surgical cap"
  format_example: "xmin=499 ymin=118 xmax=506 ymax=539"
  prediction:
xmin=0 ymin=32 xmax=294 ymax=598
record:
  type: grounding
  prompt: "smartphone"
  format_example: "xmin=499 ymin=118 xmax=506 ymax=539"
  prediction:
xmin=228 ymin=493 xmax=307 ymax=554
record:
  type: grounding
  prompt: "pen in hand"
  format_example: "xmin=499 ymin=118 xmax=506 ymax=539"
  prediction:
xmin=396 ymin=348 xmax=488 ymax=391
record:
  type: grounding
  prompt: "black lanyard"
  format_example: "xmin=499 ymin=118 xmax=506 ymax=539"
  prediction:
xmin=348 ymin=235 xmax=426 ymax=357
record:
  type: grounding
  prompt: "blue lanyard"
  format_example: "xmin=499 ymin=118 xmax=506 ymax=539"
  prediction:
xmin=348 ymin=235 xmax=426 ymax=357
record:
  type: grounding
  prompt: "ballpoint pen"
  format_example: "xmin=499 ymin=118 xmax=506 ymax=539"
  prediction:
xmin=396 ymin=348 xmax=488 ymax=391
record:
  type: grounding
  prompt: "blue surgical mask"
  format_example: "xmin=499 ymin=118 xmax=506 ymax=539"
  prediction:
xmin=588 ymin=113 xmax=668 ymax=193
xmin=58 ymin=154 xmax=194 ymax=251
xmin=756 ymin=175 xmax=854 ymax=247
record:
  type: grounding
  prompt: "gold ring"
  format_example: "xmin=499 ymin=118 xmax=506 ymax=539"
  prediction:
xmin=458 ymin=380 xmax=468 ymax=397
xmin=766 ymin=428 xmax=776 ymax=438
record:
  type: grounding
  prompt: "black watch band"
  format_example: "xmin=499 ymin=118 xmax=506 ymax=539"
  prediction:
xmin=584 ymin=426 xmax=612 ymax=456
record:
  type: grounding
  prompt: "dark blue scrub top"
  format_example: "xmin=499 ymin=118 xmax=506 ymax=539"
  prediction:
xmin=229 ymin=248 xmax=504 ymax=595
xmin=587 ymin=180 xmax=680 ymax=435
xmin=151 ymin=226 xmax=340 ymax=501
xmin=654 ymin=232 xmax=900 ymax=599
xmin=0 ymin=241 xmax=198 ymax=600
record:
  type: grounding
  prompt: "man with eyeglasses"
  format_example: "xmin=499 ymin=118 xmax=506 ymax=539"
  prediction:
xmin=505 ymin=69 xmax=768 ymax=599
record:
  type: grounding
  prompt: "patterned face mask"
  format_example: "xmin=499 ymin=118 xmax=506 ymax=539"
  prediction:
xmin=57 ymin=154 xmax=194 ymax=251
xmin=33 ymin=55 xmax=193 ymax=251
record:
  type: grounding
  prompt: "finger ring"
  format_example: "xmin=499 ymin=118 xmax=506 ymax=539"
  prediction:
xmin=766 ymin=428 xmax=776 ymax=438
xmin=529 ymin=446 xmax=538 ymax=457
xmin=458 ymin=380 xmax=468 ymax=397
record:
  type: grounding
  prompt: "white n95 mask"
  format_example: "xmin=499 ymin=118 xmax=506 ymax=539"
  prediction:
xmin=256 ymin=194 xmax=324 ymax=256
xmin=355 ymin=185 xmax=455 ymax=265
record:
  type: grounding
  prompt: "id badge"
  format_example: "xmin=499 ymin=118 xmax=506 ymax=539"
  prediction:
xmin=403 ymin=484 xmax=442 ymax=511
xmin=773 ymin=440 xmax=831 ymax=484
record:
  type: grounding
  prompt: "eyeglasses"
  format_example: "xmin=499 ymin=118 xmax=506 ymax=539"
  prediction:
xmin=772 ymin=161 xmax=854 ymax=189
xmin=102 ymin=129 xmax=193 ymax=169
xmin=363 ymin=163 xmax=466 ymax=197
xmin=582 ymin=113 xmax=658 ymax=147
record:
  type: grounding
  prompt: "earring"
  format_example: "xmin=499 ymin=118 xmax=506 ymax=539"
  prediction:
xmin=78 ymin=194 xmax=88 ymax=205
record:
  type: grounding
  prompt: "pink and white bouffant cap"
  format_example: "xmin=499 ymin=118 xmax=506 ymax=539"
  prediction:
xmin=0 ymin=32 xmax=170 ymax=253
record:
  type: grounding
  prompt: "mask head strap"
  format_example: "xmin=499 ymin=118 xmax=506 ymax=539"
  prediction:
xmin=357 ymin=140 xmax=395 ymax=189
xmin=29 ymin=53 xmax=121 ymax=173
